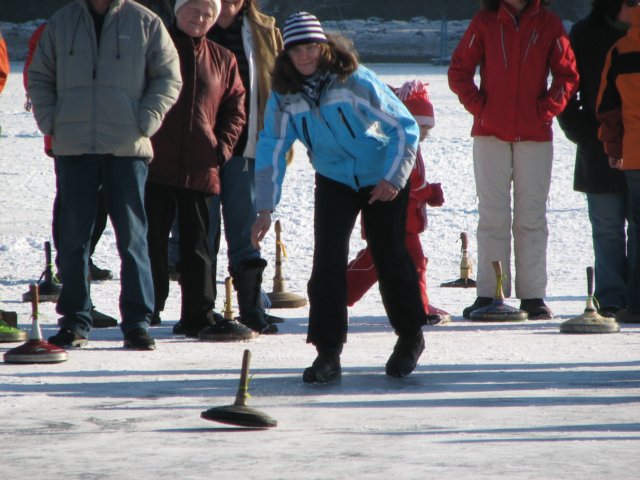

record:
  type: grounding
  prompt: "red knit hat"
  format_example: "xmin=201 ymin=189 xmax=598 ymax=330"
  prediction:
xmin=396 ymin=80 xmax=435 ymax=128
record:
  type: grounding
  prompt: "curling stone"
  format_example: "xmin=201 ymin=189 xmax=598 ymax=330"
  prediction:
xmin=22 ymin=241 xmax=61 ymax=303
xmin=440 ymin=232 xmax=477 ymax=288
xmin=199 ymin=277 xmax=256 ymax=342
xmin=4 ymin=284 xmax=68 ymax=364
xmin=0 ymin=312 xmax=27 ymax=343
xmin=560 ymin=267 xmax=620 ymax=334
xmin=201 ymin=349 xmax=277 ymax=428
xmin=266 ymin=220 xmax=307 ymax=309
xmin=470 ymin=261 xmax=527 ymax=322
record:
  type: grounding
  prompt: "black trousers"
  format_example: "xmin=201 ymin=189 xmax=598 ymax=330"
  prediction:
xmin=145 ymin=182 xmax=215 ymax=327
xmin=307 ymin=174 xmax=427 ymax=350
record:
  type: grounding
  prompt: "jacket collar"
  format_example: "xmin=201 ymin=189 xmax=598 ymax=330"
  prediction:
xmin=499 ymin=0 xmax=541 ymax=26
xmin=80 ymin=0 xmax=124 ymax=16
xmin=171 ymin=22 xmax=206 ymax=51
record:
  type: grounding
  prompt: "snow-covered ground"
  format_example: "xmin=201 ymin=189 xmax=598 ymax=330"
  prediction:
xmin=1 ymin=62 xmax=640 ymax=479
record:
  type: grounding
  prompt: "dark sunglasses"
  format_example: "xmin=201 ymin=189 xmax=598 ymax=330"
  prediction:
xmin=627 ymin=0 xmax=640 ymax=7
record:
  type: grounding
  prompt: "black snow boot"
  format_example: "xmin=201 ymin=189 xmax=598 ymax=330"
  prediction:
xmin=233 ymin=258 xmax=277 ymax=334
xmin=385 ymin=330 xmax=425 ymax=378
xmin=303 ymin=350 xmax=342 ymax=384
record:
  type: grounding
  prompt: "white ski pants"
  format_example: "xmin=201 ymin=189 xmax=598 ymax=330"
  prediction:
xmin=472 ymin=136 xmax=553 ymax=299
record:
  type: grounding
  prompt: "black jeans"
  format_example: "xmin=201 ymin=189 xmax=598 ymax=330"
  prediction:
xmin=145 ymin=182 xmax=215 ymax=328
xmin=307 ymin=174 xmax=427 ymax=350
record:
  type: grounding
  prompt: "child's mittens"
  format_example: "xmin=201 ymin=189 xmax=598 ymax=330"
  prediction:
xmin=425 ymin=182 xmax=444 ymax=207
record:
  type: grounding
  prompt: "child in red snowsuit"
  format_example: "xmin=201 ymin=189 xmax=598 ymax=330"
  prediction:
xmin=346 ymin=80 xmax=449 ymax=324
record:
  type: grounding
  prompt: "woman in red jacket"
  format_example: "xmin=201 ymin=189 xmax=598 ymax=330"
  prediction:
xmin=145 ymin=0 xmax=247 ymax=339
xmin=448 ymin=0 xmax=578 ymax=320
xmin=346 ymin=80 xmax=449 ymax=324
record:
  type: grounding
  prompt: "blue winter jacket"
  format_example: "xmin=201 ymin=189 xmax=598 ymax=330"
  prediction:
xmin=255 ymin=65 xmax=419 ymax=212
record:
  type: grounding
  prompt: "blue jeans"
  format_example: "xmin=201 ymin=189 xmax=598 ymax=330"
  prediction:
xmin=55 ymin=155 xmax=154 ymax=336
xmin=624 ymin=171 xmax=640 ymax=313
xmin=209 ymin=156 xmax=261 ymax=274
xmin=586 ymin=192 xmax=635 ymax=309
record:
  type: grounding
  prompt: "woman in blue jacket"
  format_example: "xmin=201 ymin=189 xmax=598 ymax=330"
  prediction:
xmin=251 ymin=12 xmax=429 ymax=383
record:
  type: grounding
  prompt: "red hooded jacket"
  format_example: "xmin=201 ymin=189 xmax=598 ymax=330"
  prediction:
xmin=448 ymin=0 xmax=578 ymax=142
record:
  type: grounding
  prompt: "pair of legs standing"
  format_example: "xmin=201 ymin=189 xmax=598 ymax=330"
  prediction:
xmin=52 ymin=155 xmax=154 ymax=347
xmin=468 ymin=136 xmax=553 ymax=318
xmin=146 ymin=183 xmax=217 ymax=337
xmin=617 ymin=171 xmax=640 ymax=322
xmin=586 ymin=192 xmax=635 ymax=314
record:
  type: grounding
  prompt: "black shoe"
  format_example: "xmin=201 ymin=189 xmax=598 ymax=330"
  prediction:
xmin=615 ymin=309 xmax=640 ymax=323
xmin=181 ymin=312 xmax=224 ymax=338
xmin=598 ymin=306 xmax=619 ymax=319
xmin=520 ymin=298 xmax=553 ymax=320
xmin=172 ymin=320 xmax=184 ymax=335
xmin=150 ymin=311 xmax=161 ymax=326
xmin=199 ymin=319 xmax=256 ymax=342
xmin=462 ymin=297 xmax=493 ymax=319
xmin=238 ymin=313 xmax=278 ymax=334
xmin=265 ymin=313 xmax=285 ymax=324
xmin=89 ymin=259 xmax=113 ymax=281
xmin=90 ymin=308 xmax=118 ymax=328
xmin=123 ymin=328 xmax=156 ymax=350
xmin=48 ymin=328 xmax=88 ymax=348
xmin=303 ymin=351 xmax=342 ymax=383
xmin=385 ymin=331 xmax=425 ymax=378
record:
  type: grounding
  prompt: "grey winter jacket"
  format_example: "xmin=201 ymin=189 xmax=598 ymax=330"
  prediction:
xmin=27 ymin=0 xmax=182 ymax=158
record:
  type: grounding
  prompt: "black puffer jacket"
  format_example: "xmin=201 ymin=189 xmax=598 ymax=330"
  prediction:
xmin=557 ymin=13 xmax=627 ymax=194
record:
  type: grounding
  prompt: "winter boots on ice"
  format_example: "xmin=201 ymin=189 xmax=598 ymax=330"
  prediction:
xmin=303 ymin=350 xmax=342 ymax=383
xmin=385 ymin=330 xmax=425 ymax=378
xmin=233 ymin=259 xmax=277 ymax=335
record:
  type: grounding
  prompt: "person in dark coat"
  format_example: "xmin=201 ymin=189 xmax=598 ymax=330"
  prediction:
xmin=557 ymin=0 xmax=636 ymax=317
xmin=145 ymin=0 xmax=246 ymax=338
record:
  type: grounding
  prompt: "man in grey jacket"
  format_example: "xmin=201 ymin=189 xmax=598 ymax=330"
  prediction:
xmin=28 ymin=0 xmax=182 ymax=350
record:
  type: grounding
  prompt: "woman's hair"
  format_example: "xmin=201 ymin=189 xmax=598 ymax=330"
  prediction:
xmin=271 ymin=34 xmax=359 ymax=94
xmin=481 ymin=0 xmax=551 ymax=10
xmin=591 ymin=0 xmax=627 ymax=21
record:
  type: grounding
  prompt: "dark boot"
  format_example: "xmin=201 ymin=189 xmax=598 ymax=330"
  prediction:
xmin=519 ymin=298 xmax=553 ymax=320
xmin=462 ymin=297 xmax=493 ymax=319
xmin=385 ymin=330 xmax=425 ymax=378
xmin=233 ymin=258 xmax=277 ymax=334
xmin=303 ymin=350 xmax=342 ymax=383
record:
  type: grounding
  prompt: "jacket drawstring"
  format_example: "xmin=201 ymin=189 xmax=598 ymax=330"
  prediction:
xmin=68 ymin=14 xmax=82 ymax=55
xmin=523 ymin=30 xmax=538 ymax=62
xmin=115 ymin=14 xmax=121 ymax=59
xmin=500 ymin=24 xmax=508 ymax=68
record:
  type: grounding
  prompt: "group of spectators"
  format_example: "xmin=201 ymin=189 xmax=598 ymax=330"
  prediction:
xmin=1 ymin=0 xmax=638 ymax=383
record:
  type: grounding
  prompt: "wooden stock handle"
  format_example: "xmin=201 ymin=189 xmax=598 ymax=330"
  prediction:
xmin=586 ymin=266 xmax=594 ymax=297
xmin=234 ymin=349 xmax=251 ymax=407
xmin=460 ymin=232 xmax=468 ymax=251
xmin=30 ymin=284 xmax=39 ymax=316
xmin=492 ymin=261 xmax=505 ymax=300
